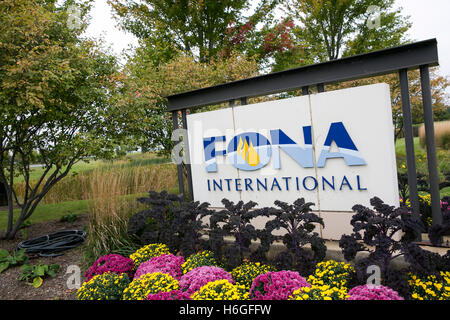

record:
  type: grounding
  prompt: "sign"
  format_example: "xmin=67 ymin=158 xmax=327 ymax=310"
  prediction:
xmin=187 ymin=83 xmax=399 ymax=213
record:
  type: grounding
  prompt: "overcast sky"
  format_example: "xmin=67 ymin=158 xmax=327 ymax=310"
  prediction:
xmin=84 ymin=0 xmax=450 ymax=91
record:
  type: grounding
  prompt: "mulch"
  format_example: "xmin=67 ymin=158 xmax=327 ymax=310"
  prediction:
xmin=0 ymin=214 xmax=89 ymax=300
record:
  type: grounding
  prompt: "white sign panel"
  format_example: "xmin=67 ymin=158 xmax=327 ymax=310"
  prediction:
xmin=186 ymin=83 xmax=399 ymax=212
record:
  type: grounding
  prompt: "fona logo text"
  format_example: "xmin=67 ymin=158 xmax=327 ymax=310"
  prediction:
xmin=203 ymin=121 xmax=366 ymax=172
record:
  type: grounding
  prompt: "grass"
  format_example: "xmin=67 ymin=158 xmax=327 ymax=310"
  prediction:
xmin=16 ymin=152 xmax=171 ymax=183
xmin=1 ymin=152 xmax=178 ymax=234
xmin=0 ymin=199 xmax=90 ymax=230
xmin=395 ymin=137 xmax=450 ymax=197
xmin=16 ymin=160 xmax=104 ymax=183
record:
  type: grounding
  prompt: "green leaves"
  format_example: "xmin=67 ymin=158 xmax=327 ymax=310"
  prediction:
xmin=0 ymin=249 xmax=28 ymax=274
xmin=32 ymin=277 xmax=43 ymax=288
xmin=0 ymin=249 xmax=9 ymax=260
xmin=0 ymin=0 xmax=131 ymax=239
xmin=19 ymin=260 xmax=60 ymax=288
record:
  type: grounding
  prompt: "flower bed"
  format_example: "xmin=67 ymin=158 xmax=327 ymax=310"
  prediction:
xmin=77 ymin=242 xmax=449 ymax=301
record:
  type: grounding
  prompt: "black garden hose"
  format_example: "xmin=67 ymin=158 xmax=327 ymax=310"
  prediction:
xmin=17 ymin=230 xmax=86 ymax=257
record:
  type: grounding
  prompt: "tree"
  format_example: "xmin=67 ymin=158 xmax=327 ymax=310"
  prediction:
xmin=0 ymin=0 xmax=132 ymax=239
xmin=108 ymin=0 xmax=278 ymax=63
xmin=284 ymin=0 xmax=411 ymax=62
xmin=329 ymin=69 xmax=450 ymax=142
xmin=118 ymin=49 xmax=259 ymax=156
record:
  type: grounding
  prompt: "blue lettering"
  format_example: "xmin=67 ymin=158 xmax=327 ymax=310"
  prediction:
xmin=271 ymin=178 xmax=282 ymax=191
xmin=244 ymin=178 xmax=253 ymax=191
xmin=303 ymin=176 xmax=318 ymax=191
xmin=282 ymin=177 xmax=291 ymax=191
xmin=340 ymin=176 xmax=353 ymax=190
xmin=317 ymin=122 xmax=366 ymax=167
xmin=322 ymin=176 xmax=335 ymax=191
xmin=257 ymin=178 xmax=268 ymax=191
xmin=235 ymin=178 xmax=242 ymax=191
xmin=224 ymin=179 xmax=232 ymax=191
xmin=270 ymin=127 xmax=314 ymax=169
xmin=213 ymin=179 xmax=222 ymax=191
xmin=357 ymin=175 xmax=367 ymax=191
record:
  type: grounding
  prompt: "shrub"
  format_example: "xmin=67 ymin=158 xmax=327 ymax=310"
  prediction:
xmin=134 ymin=254 xmax=184 ymax=280
xmin=263 ymin=198 xmax=326 ymax=276
xmin=307 ymin=260 xmax=356 ymax=289
xmin=147 ymin=290 xmax=191 ymax=300
xmin=77 ymin=272 xmax=130 ymax=300
xmin=179 ymin=266 xmax=234 ymax=295
xmin=347 ymin=285 xmax=404 ymax=300
xmin=249 ymin=270 xmax=310 ymax=300
xmin=231 ymin=262 xmax=276 ymax=291
xmin=122 ymin=272 xmax=179 ymax=300
xmin=191 ymin=280 xmax=249 ymax=300
xmin=181 ymin=251 xmax=221 ymax=274
xmin=84 ymin=254 xmax=134 ymax=281
xmin=339 ymin=197 xmax=424 ymax=283
xmin=129 ymin=243 xmax=170 ymax=270
xmin=289 ymin=284 xmax=348 ymax=300
xmin=208 ymin=199 xmax=270 ymax=268
xmin=127 ymin=191 xmax=183 ymax=250
xmin=409 ymin=271 xmax=450 ymax=300
xmin=127 ymin=191 xmax=212 ymax=255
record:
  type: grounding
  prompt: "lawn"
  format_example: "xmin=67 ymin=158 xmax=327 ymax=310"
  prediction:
xmin=0 ymin=199 xmax=90 ymax=231
xmin=18 ymin=152 xmax=171 ymax=183
xmin=395 ymin=137 xmax=450 ymax=197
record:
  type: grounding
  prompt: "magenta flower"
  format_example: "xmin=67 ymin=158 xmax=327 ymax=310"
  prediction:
xmin=134 ymin=254 xmax=185 ymax=280
xmin=84 ymin=254 xmax=134 ymax=281
xmin=347 ymin=285 xmax=404 ymax=300
xmin=179 ymin=266 xmax=234 ymax=295
xmin=147 ymin=290 xmax=191 ymax=300
xmin=250 ymin=270 xmax=310 ymax=300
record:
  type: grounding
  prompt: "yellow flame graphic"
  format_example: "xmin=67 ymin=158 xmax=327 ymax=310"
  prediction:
xmin=237 ymin=137 xmax=260 ymax=167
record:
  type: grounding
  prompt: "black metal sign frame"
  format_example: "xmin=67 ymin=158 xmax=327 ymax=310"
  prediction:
xmin=167 ymin=38 xmax=442 ymax=230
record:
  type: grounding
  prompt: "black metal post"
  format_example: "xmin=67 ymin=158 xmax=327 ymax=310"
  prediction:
xmin=172 ymin=111 xmax=185 ymax=197
xmin=240 ymin=97 xmax=247 ymax=105
xmin=399 ymin=69 xmax=420 ymax=223
xmin=317 ymin=83 xmax=325 ymax=93
xmin=302 ymin=86 xmax=309 ymax=95
xmin=181 ymin=109 xmax=194 ymax=201
xmin=229 ymin=100 xmax=235 ymax=107
xmin=420 ymin=65 xmax=442 ymax=225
